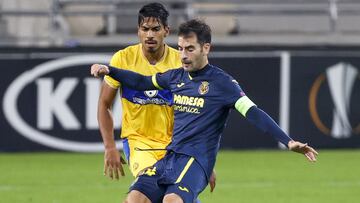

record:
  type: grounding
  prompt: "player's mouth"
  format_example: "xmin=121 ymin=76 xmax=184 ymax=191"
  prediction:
xmin=145 ymin=41 xmax=157 ymax=46
xmin=182 ymin=61 xmax=192 ymax=68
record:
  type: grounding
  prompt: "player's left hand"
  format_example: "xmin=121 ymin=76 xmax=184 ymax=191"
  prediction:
xmin=288 ymin=140 xmax=318 ymax=162
xmin=91 ymin=64 xmax=110 ymax=78
xmin=209 ymin=169 xmax=216 ymax=192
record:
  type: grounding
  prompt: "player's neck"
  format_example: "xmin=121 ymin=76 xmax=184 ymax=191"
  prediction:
xmin=142 ymin=44 xmax=166 ymax=65
xmin=198 ymin=58 xmax=209 ymax=70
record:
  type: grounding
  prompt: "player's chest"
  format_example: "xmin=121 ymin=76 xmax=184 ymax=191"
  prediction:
xmin=126 ymin=63 xmax=170 ymax=75
xmin=170 ymin=79 xmax=222 ymax=114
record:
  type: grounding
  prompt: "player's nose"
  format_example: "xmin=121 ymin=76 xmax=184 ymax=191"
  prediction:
xmin=146 ymin=30 xmax=155 ymax=37
xmin=180 ymin=50 xmax=188 ymax=60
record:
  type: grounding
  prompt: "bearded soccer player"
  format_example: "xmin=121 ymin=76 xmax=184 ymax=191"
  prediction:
xmin=92 ymin=19 xmax=318 ymax=203
xmin=97 ymin=2 xmax=216 ymax=192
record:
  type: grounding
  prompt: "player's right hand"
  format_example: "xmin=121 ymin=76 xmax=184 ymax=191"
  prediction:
xmin=91 ymin=64 xmax=110 ymax=78
xmin=288 ymin=140 xmax=318 ymax=162
xmin=104 ymin=147 xmax=127 ymax=180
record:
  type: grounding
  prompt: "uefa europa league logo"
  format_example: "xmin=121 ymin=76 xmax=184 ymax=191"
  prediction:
xmin=309 ymin=62 xmax=360 ymax=138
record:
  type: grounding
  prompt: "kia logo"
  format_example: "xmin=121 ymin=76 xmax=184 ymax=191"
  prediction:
xmin=3 ymin=55 xmax=123 ymax=152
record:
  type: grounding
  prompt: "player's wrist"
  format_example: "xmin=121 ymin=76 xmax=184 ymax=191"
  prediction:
xmin=287 ymin=140 xmax=295 ymax=149
xmin=104 ymin=144 xmax=117 ymax=151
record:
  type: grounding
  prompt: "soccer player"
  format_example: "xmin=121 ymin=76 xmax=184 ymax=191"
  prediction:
xmin=97 ymin=2 xmax=216 ymax=192
xmin=98 ymin=2 xmax=180 ymax=177
xmin=91 ymin=19 xmax=318 ymax=203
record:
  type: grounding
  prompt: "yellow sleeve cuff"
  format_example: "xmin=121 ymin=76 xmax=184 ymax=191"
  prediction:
xmin=104 ymin=75 xmax=120 ymax=89
xmin=235 ymin=96 xmax=256 ymax=116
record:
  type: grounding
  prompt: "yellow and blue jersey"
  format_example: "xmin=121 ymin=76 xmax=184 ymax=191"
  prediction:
xmin=104 ymin=43 xmax=181 ymax=145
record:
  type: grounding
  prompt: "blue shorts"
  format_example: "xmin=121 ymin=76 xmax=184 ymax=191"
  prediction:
xmin=129 ymin=151 xmax=207 ymax=203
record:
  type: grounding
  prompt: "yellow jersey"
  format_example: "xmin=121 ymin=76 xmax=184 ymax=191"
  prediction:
xmin=104 ymin=43 xmax=181 ymax=145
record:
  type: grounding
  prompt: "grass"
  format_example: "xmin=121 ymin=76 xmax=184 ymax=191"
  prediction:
xmin=0 ymin=150 xmax=359 ymax=203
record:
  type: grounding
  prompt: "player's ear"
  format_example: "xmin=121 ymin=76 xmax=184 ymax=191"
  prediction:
xmin=137 ymin=26 xmax=141 ymax=36
xmin=203 ymin=43 xmax=211 ymax=55
xmin=164 ymin=26 xmax=170 ymax=37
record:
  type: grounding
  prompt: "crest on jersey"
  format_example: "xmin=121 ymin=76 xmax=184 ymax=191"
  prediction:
xmin=198 ymin=81 xmax=209 ymax=95
xmin=133 ymin=162 xmax=139 ymax=171
xmin=144 ymin=90 xmax=158 ymax=98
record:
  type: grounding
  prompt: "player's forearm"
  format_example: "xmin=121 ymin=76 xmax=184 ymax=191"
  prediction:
xmin=98 ymin=104 xmax=117 ymax=149
xmin=245 ymin=106 xmax=293 ymax=146
xmin=107 ymin=66 xmax=156 ymax=90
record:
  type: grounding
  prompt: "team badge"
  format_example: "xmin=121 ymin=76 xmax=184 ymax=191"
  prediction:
xmin=198 ymin=81 xmax=209 ymax=95
xmin=133 ymin=162 xmax=139 ymax=171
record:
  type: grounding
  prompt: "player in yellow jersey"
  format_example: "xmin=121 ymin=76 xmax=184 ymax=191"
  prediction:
xmin=97 ymin=3 xmax=216 ymax=192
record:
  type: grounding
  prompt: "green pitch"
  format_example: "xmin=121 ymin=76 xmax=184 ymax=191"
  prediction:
xmin=0 ymin=150 xmax=359 ymax=203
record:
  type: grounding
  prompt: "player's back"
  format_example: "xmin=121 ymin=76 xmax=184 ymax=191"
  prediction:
xmin=104 ymin=43 xmax=181 ymax=145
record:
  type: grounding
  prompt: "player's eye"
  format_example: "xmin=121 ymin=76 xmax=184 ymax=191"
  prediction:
xmin=178 ymin=47 xmax=183 ymax=51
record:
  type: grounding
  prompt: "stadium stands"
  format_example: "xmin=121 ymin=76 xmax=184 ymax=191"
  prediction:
xmin=1 ymin=0 xmax=360 ymax=46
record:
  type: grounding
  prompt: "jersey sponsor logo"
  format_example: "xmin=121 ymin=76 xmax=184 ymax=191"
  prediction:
xmin=178 ymin=186 xmax=189 ymax=193
xmin=144 ymin=90 xmax=158 ymax=97
xmin=173 ymin=94 xmax=204 ymax=114
xmin=132 ymin=97 xmax=171 ymax=105
xmin=173 ymin=94 xmax=204 ymax=107
xmin=3 ymin=55 xmax=123 ymax=152
xmin=122 ymin=87 xmax=172 ymax=105
xmin=198 ymin=81 xmax=209 ymax=95
xmin=177 ymin=82 xmax=185 ymax=88
xmin=309 ymin=62 xmax=360 ymax=138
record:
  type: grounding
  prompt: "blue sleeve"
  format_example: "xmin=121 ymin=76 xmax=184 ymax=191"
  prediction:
xmin=154 ymin=69 xmax=174 ymax=90
xmin=221 ymin=76 xmax=245 ymax=107
xmin=107 ymin=66 xmax=156 ymax=90
xmin=245 ymin=106 xmax=293 ymax=147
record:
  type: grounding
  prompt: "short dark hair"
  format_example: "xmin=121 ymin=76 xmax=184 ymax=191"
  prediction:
xmin=178 ymin=19 xmax=212 ymax=45
xmin=138 ymin=2 xmax=169 ymax=27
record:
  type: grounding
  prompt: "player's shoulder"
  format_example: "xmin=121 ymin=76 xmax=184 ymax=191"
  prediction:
xmin=209 ymin=64 xmax=240 ymax=87
xmin=110 ymin=44 xmax=141 ymax=68
xmin=164 ymin=67 xmax=184 ymax=76
xmin=209 ymin=64 xmax=234 ymax=80
xmin=163 ymin=45 xmax=182 ymax=68
xmin=167 ymin=45 xmax=180 ymax=55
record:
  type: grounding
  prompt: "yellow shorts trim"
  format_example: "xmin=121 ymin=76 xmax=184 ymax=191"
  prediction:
xmin=175 ymin=157 xmax=195 ymax=183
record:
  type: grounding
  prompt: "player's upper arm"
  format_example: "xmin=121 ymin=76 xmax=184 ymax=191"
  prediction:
xmin=221 ymin=75 xmax=256 ymax=116
xmin=152 ymin=69 xmax=177 ymax=90
xmin=234 ymin=96 xmax=256 ymax=117
xmin=99 ymin=81 xmax=117 ymax=108
xmin=104 ymin=50 xmax=124 ymax=89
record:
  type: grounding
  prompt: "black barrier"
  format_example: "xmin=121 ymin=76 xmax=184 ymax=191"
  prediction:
xmin=1 ymin=48 xmax=359 ymax=152
xmin=210 ymin=56 xmax=281 ymax=149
